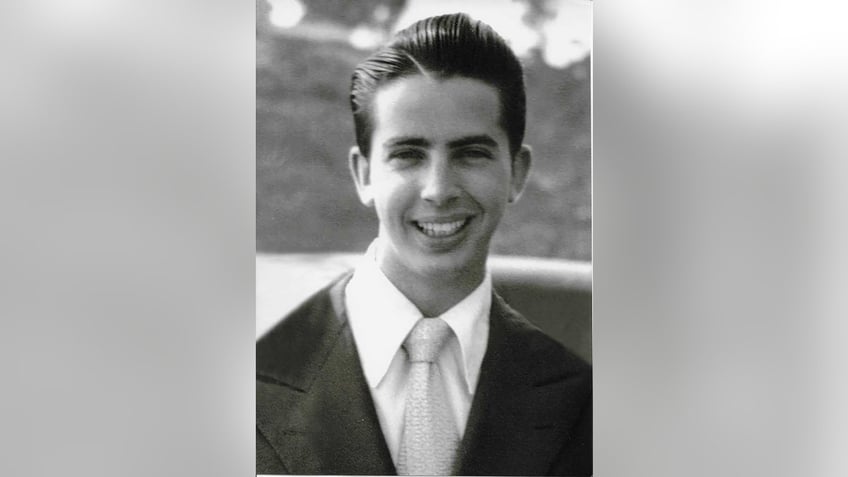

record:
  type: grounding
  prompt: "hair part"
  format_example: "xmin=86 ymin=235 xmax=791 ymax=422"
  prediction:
xmin=350 ymin=13 xmax=527 ymax=158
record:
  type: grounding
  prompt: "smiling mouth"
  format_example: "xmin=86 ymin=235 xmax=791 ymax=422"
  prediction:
xmin=413 ymin=218 xmax=471 ymax=238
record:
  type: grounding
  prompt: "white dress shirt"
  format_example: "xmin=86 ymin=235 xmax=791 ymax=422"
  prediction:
xmin=344 ymin=242 xmax=491 ymax=465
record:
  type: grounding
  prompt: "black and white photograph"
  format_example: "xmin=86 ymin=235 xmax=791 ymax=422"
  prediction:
xmin=5 ymin=1 xmax=848 ymax=476
xmin=255 ymin=0 xmax=593 ymax=474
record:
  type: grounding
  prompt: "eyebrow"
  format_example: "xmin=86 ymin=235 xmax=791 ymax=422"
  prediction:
xmin=383 ymin=135 xmax=498 ymax=149
xmin=382 ymin=137 xmax=430 ymax=148
xmin=447 ymin=135 xmax=499 ymax=149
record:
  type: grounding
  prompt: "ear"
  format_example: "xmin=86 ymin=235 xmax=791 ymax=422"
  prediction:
xmin=508 ymin=145 xmax=532 ymax=203
xmin=348 ymin=146 xmax=374 ymax=207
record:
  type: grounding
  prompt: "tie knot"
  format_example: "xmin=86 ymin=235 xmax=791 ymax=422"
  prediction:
xmin=403 ymin=318 xmax=452 ymax=363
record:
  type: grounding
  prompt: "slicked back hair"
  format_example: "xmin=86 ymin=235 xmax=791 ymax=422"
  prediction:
xmin=350 ymin=13 xmax=526 ymax=158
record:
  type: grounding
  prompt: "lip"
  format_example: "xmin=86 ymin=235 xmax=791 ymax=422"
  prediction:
xmin=411 ymin=213 xmax=474 ymax=224
xmin=409 ymin=214 xmax=475 ymax=250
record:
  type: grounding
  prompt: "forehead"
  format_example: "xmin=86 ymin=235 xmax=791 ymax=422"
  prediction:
xmin=370 ymin=75 xmax=506 ymax=147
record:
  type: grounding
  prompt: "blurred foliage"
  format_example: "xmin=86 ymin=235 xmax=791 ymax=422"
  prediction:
xmin=257 ymin=0 xmax=591 ymax=260
xmin=302 ymin=0 xmax=406 ymax=27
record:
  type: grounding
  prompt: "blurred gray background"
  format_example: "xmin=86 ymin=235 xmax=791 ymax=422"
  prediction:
xmin=5 ymin=1 xmax=848 ymax=476
xmin=257 ymin=0 xmax=592 ymax=260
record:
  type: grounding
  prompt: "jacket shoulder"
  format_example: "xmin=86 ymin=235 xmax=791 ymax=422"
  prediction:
xmin=493 ymin=292 xmax=591 ymax=382
xmin=256 ymin=272 xmax=352 ymax=389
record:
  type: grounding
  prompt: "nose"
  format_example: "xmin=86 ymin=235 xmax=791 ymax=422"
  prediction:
xmin=420 ymin=157 xmax=460 ymax=205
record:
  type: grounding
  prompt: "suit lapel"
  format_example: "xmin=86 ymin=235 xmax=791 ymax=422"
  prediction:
xmin=455 ymin=293 xmax=590 ymax=476
xmin=258 ymin=278 xmax=589 ymax=475
xmin=256 ymin=274 xmax=395 ymax=475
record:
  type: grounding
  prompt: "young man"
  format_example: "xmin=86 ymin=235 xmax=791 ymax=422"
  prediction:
xmin=257 ymin=13 xmax=591 ymax=476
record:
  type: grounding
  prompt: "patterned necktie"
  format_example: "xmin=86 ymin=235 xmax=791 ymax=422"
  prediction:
xmin=396 ymin=318 xmax=459 ymax=476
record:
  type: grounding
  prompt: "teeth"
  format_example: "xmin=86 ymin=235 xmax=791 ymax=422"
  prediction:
xmin=416 ymin=219 xmax=467 ymax=237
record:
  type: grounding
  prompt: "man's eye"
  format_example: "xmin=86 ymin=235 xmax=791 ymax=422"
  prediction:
xmin=459 ymin=148 xmax=493 ymax=160
xmin=389 ymin=150 xmax=425 ymax=162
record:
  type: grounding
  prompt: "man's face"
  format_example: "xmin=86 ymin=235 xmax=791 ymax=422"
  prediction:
xmin=351 ymin=75 xmax=530 ymax=283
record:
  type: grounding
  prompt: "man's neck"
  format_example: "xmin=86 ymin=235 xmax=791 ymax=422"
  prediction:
xmin=380 ymin=264 xmax=485 ymax=317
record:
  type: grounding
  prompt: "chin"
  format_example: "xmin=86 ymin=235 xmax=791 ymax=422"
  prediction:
xmin=409 ymin=249 xmax=485 ymax=280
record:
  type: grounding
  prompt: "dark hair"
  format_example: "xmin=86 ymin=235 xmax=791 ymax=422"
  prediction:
xmin=350 ymin=13 xmax=526 ymax=158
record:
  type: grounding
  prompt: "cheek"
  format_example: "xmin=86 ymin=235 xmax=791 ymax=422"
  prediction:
xmin=466 ymin=168 xmax=512 ymax=202
xmin=372 ymin=180 xmax=413 ymax=217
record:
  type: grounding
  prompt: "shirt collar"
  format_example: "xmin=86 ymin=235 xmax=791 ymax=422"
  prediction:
xmin=345 ymin=241 xmax=491 ymax=393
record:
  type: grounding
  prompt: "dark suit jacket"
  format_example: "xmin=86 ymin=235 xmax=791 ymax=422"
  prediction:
xmin=256 ymin=273 xmax=592 ymax=475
